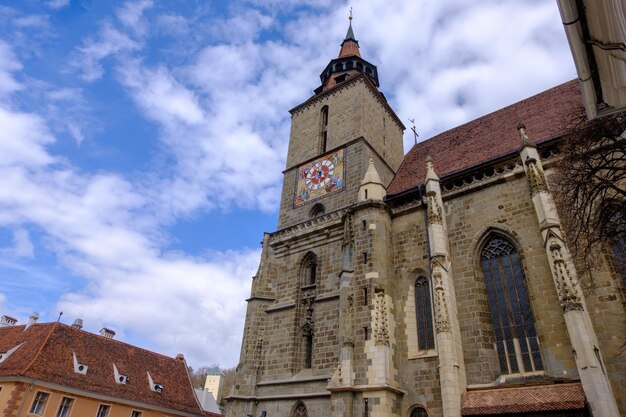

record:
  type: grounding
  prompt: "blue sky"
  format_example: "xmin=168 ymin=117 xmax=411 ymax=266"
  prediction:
xmin=0 ymin=0 xmax=575 ymax=368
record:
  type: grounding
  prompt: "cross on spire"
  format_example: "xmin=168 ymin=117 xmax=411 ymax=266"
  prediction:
xmin=409 ymin=119 xmax=419 ymax=145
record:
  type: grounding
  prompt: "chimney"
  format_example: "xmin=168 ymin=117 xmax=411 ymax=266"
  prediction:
xmin=24 ymin=312 xmax=39 ymax=330
xmin=100 ymin=327 xmax=116 ymax=339
xmin=72 ymin=319 xmax=84 ymax=329
xmin=0 ymin=315 xmax=17 ymax=327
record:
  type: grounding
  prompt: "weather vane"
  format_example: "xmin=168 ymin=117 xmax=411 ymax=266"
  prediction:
xmin=349 ymin=7 xmax=353 ymax=21
xmin=409 ymin=118 xmax=419 ymax=145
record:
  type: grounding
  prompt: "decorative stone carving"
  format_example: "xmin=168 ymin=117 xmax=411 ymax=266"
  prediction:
xmin=549 ymin=240 xmax=584 ymax=312
xmin=270 ymin=208 xmax=348 ymax=241
xmin=374 ymin=291 xmax=390 ymax=346
xmin=432 ymin=268 xmax=451 ymax=333
xmin=301 ymin=298 xmax=315 ymax=336
xmin=293 ymin=403 xmax=308 ymax=417
xmin=524 ymin=157 xmax=548 ymax=195
xmin=426 ymin=191 xmax=442 ymax=225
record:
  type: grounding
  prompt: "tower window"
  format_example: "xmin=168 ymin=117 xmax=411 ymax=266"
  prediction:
xmin=480 ymin=235 xmax=543 ymax=374
xmin=309 ymin=203 xmax=325 ymax=218
xmin=304 ymin=334 xmax=313 ymax=368
xmin=320 ymin=106 xmax=329 ymax=152
xmin=301 ymin=252 xmax=318 ymax=286
xmin=410 ymin=407 xmax=429 ymax=417
xmin=415 ymin=276 xmax=435 ymax=351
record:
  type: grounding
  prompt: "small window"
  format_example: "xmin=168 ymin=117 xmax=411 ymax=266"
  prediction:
xmin=301 ymin=253 xmax=318 ymax=286
xmin=131 ymin=411 xmax=142 ymax=417
xmin=304 ymin=334 xmax=313 ymax=368
xmin=30 ymin=392 xmax=49 ymax=415
xmin=56 ymin=397 xmax=74 ymax=417
xmin=309 ymin=203 xmax=325 ymax=218
xmin=96 ymin=404 xmax=110 ymax=417
xmin=410 ymin=406 xmax=429 ymax=417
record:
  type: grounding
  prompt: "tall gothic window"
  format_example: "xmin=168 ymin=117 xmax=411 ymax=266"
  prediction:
xmin=302 ymin=253 xmax=318 ymax=286
xmin=320 ymin=106 xmax=329 ymax=152
xmin=415 ymin=276 xmax=435 ymax=350
xmin=480 ymin=235 xmax=543 ymax=374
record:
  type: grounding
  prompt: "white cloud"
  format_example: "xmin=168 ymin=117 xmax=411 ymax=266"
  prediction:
xmin=118 ymin=62 xmax=204 ymax=126
xmin=12 ymin=229 xmax=34 ymax=258
xmin=46 ymin=0 xmax=70 ymax=10
xmin=0 ymin=106 xmax=55 ymax=167
xmin=116 ymin=0 xmax=154 ymax=36
xmin=71 ymin=23 xmax=139 ymax=82
xmin=0 ymin=40 xmax=22 ymax=97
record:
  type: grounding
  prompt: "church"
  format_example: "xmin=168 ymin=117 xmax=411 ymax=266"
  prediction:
xmin=225 ymin=19 xmax=625 ymax=417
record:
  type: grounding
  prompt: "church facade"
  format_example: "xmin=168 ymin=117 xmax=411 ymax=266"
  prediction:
xmin=225 ymin=22 xmax=625 ymax=417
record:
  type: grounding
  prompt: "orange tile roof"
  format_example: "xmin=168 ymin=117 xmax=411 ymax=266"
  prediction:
xmin=461 ymin=382 xmax=586 ymax=415
xmin=387 ymin=80 xmax=585 ymax=195
xmin=0 ymin=322 xmax=208 ymax=416
xmin=338 ymin=40 xmax=361 ymax=59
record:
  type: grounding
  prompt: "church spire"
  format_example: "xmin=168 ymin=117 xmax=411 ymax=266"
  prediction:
xmin=316 ymin=11 xmax=379 ymax=94
xmin=338 ymin=9 xmax=361 ymax=58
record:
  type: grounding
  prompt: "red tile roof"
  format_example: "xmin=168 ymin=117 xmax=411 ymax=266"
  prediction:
xmin=387 ymin=80 xmax=585 ymax=195
xmin=461 ymin=382 xmax=586 ymax=415
xmin=0 ymin=322 xmax=209 ymax=416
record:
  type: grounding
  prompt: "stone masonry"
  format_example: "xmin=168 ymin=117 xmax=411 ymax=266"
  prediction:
xmin=226 ymin=22 xmax=626 ymax=417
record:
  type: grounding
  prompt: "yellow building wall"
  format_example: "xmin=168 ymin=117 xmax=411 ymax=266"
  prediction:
xmin=0 ymin=381 xmax=196 ymax=417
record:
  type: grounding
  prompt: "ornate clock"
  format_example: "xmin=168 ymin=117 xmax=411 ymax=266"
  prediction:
xmin=295 ymin=148 xmax=345 ymax=207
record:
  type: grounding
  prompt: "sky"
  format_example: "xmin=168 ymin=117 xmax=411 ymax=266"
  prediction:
xmin=0 ymin=0 xmax=576 ymax=369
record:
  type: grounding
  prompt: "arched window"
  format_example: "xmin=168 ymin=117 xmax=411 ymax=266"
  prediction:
xmin=309 ymin=203 xmax=325 ymax=218
xmin=415 ymin=277 xmax=435 ymax=350
xmin=293 ymin=401 xmax=307 ymax=417
xmin=301 ymin=253 xmax=318 ymax=286
xmin=480 ymin=235 xmax=543 ymax=374
xmin=410 ymin=406 xmax=428 ymax=417
xmin=320 ymin=106 xmax=329 ymax=152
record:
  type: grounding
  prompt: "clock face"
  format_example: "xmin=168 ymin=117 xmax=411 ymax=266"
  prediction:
xmin=305 ymin=160 xmax=335 ymax=190
xmin=295 ymin=148 xmax=345 ymax=207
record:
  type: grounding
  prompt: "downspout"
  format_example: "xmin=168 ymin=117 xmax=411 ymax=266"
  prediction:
xmin=557 ymin=0 xmax=599 ymax=118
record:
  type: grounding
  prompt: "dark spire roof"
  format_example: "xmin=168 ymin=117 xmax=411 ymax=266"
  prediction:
xmin=344 ymin=20 xmax=356 ymax=42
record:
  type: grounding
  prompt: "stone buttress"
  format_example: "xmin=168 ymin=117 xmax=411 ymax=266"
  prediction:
xmin=517 ymin=124 xmax=620 ymax=417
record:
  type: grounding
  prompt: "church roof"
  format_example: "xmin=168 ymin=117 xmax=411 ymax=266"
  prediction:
xmin=0 ymin=322 xmax=210 ymax=416
xmin=387 ymin=80 xmax=584 ymax=196
xmin=461 ymin=382 xmax=586 ymax=415
xmin=338 ymin=21 xmax=361 ymax=59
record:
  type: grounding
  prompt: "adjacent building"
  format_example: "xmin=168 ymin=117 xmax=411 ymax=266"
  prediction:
xmin=0 ymin=316 xmax=219 ymax=417
xmin=203 ymin=368 xmax=224 ymax=405
xmin=225 ymin=19 xmax=625 ymax=417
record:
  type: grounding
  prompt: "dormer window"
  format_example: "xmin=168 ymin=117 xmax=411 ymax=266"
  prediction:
xmin=147 ymin=372 xmax=164 ymax=393
xmin=113 ymin=363 xmax=129 ymax=384
xmin=0 ymin=342 xmax=23 ymax=363
xmin=73 ymin=352 xmax=88 ymax=374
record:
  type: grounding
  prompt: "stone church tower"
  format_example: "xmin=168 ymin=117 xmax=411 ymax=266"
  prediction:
xmin=226 ymin=20 xmax=626 ymax=417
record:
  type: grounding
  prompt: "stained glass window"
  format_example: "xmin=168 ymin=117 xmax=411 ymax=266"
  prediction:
xmin=415 ymin=277 xmax=435 ymax=350
xmin=480 ymin=235 xmax=543 ymax=374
